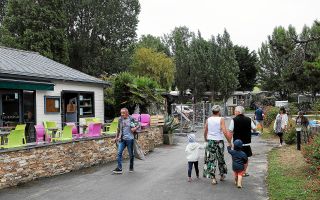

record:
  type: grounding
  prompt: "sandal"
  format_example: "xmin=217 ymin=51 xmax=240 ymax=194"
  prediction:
xmin=211 ymin=178 xmax=217 ymax=185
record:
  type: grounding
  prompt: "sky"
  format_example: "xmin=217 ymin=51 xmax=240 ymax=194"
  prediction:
xmin=137 ymin=0 xmax=320 ymax=51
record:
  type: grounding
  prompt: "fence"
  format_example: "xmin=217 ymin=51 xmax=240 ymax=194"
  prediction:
xmin=171 ymin=102 xmax=226 ymax=133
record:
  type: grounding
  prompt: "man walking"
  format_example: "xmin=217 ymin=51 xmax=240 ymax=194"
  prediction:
xmin=254 ymin=106 xmax=264 ymax=133
xmin=229 ymin=106 xmax=256 ymax=177
xmin=113 ymin=108 xmax=138 ymax=174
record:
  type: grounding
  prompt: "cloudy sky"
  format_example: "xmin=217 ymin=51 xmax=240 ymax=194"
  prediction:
xmin=137 ymin=0 xmax=319 ymax=51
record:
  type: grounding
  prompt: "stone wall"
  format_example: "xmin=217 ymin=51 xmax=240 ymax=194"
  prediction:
xmin=0 ymin=127 xmax=163 ymax=189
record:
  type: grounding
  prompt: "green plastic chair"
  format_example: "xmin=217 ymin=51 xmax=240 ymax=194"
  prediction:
xmin=104 ymin=118 xmax=119 ymax=135
xmin=3 ymin=130 xmax=25 ymax=148
xmin=15 ymin=124 xmax=26 ymax=144
xmin=85 ymin=118 xmax=95 ymax=125
xmin=52 ymin=125 xmax=73 ymax=142
xmin=93 ymin=118 xmax=101 ymax=123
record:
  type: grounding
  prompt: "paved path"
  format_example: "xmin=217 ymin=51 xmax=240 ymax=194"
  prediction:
xmin=0 ymin=129 xmax=276 ymax=200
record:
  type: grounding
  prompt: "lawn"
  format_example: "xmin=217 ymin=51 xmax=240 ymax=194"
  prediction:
xmin=267 ymin=145 xmax=320 ymax=200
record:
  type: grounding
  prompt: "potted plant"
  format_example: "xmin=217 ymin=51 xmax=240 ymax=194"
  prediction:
xmin=163 ymin=115 xmax=180 ymax=145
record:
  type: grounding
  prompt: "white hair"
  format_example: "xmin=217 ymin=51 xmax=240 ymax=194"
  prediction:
xmin=235 ymin=106 xmax=245 ymax=114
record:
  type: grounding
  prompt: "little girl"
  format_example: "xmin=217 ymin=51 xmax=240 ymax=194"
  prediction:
xmin=185 ymin=134 xmax=204 ymax=182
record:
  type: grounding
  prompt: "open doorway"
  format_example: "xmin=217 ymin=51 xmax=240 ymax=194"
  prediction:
xmin=62 ymin=92 xmax=78 ymax=125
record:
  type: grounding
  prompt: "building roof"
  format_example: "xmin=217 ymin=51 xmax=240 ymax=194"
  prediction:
xmin=0 ymin=46 xmax=107 ymax=85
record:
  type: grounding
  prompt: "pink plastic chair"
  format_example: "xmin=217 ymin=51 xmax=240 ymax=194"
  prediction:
xmin=66 ymin=122 xmax=80 ymax=138
xmin=34 ymin=124 xmax=48 ymax=143
xmin=131 ymin=114 xmax=140 ymax=122
xmin=87 ymin=123 xmax=102 ymax=137
xmin=140 ymin=114 xmax=151 ymax=128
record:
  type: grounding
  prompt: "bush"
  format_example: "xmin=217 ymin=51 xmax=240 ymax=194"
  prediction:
xmin=302 ymin=134 xmax=320 ymax=173
xmin=283 ymin=120 xmax=296 ymax=144
xmin=264 ymin=106 xmax=279 ymax=127
xmin=289 ymin=102 xmax=299 ymax=116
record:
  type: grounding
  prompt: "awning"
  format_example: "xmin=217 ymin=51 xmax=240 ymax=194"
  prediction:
xmin=0 ymin=78 xmax=54 ymax=91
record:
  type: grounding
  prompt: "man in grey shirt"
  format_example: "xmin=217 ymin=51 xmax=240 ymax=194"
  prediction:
xmin=113 ymin=108 xmax=138 ymax=174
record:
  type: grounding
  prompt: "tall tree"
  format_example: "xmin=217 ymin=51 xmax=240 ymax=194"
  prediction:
xmin=165 ymin=26 xmax=194 ymax=95
xmin=234 ymin=45 xmax=258 ymax=91
xmin=258 ymin=26 xmax=296 ymax=99
xmin=216 ymin=30 xmax=239 ymax=100
xmin=0 ymin=0 xmax=69 ymax=64
xmin=66 ymin=0 xmax=140 ymax=75
xmin=131 ymin=47 xmax=175 ymax=89
xmin=188 ymin=31 xmax=211 ymax=101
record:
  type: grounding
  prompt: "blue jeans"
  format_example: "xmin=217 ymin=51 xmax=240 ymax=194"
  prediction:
xmin=117 ymin=139 xmax=134 ymax=170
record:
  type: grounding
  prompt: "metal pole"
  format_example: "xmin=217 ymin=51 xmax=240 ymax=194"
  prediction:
xmin=297 ymin=130 xmax=301 ymax=150
xmin=203 ymin=102 xmax=205 ymax=125
xmin=180 ymin=104 xmax=183 ymax=134
xmin=192 ymin=103 xmax=195 ymax=132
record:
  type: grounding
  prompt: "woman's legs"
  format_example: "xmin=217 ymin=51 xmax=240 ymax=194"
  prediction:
xmin=188 ymin=162 xmax=193 ymax=179
xmin=194 ymin=161 xmax=199 ymax=178
xmin=203 ymin=140 xmax=227 ymax=183
xmin=216 ymin=140 xmax=227 ymax=177
xmin=278 ymin=132 xmax=283 ymax=145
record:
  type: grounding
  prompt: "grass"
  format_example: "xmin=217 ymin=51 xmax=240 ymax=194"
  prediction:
xmin=267 ymin=145 xmax=320 ymax=200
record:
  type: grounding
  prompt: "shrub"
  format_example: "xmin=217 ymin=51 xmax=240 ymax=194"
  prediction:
xmin=283 ymin=119 xmax=296 ymax=145
xmin=302 ymin=134 xmax=320 ymax=173
xmin=264 ymin=106 xmax=279 ymax=127
xmin=289 ymin=102 xmax=299 ymax=115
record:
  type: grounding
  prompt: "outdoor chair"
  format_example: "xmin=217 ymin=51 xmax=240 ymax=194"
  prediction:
xmin=14 ymin=124 xmax=27 ymax=144
xmin=131 ymin=114 xmax=140 ymax=122
xmin=34 ymin=124 xmax=46 ymax=143
xmin=2 ymin=129 xmax=25 ymax=148
xmin=87 ymin=123 xmax=102 ymax=137
xmin=104 ymin=118 xmax=119 ymax=135
xmin=140 ymin=114 xmax=151 ymax=128
xmin=93 ymin=118 xmax=101 ymax=123
xmin=66 ymin=122 xmax=80 ymax=138
xmin=52 ymin=125 xmax=73 ymax=142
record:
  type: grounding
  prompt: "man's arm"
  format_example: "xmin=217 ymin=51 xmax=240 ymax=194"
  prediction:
xmin=221 ymin=118 xmax=231 ymax=144
xmin=204 ymin=120 xmax=208 ymax=142
xmin=251 ymin=120 xmax=256 ymax=132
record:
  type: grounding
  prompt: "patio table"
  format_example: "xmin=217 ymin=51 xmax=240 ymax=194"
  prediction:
xmin=0 ymin=131 xmax=10 ymax=146
xmin=47 ymin=128 xmax=60 ymax=139
xmin=0 ymin=126 xmax=15 ymax=131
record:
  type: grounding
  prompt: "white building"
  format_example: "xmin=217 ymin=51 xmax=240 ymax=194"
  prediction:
xmin=0 ymin=46 xmax=107 ymax=141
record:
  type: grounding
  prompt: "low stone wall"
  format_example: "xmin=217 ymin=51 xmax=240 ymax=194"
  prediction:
xmin=0 ymin=126 xmax=163 ymax=189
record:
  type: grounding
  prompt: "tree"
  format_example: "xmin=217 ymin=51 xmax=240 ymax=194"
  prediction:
xmin=233 ymin=45 xmax=258 ymax=91
xmin=188 ymin=31 xmax=212 ymax=101
xmin=258 ymin=26 xmax=296 ymax=99
xmin=131 ymin=47 xmax=175 ymax=89
xmin=216 ymin=30 xmax=239 ymax=100
xmin=66 ymin=0 xmax=140 ymax=75
xmin=112 ymin=72 xmax=162 ymax=113
xmin=165 ymin=26 xmax=194 ymax=97
xmin=0 ymin=0 xmax=7 ymax=25
xmin=136 ymin=34 xmax=170 ymax=55
xmin=0 ymin=0 xmax=140 ymax=76
xmin=0 ymin=0 xmax=69 ymax=64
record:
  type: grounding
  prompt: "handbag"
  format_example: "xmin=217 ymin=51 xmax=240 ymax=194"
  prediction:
xmin=133 ymin=140 xmax=145 ymax=160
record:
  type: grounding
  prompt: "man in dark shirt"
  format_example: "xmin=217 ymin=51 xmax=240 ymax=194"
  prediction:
xmin=254 ymin=106 xmax=264 ymax=133
xmin=229 ymin=106 xmax=256 ymax=177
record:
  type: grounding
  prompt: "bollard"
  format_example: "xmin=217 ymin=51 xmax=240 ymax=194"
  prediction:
xmin=296 ymin=129 xmax=301 ymax=151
